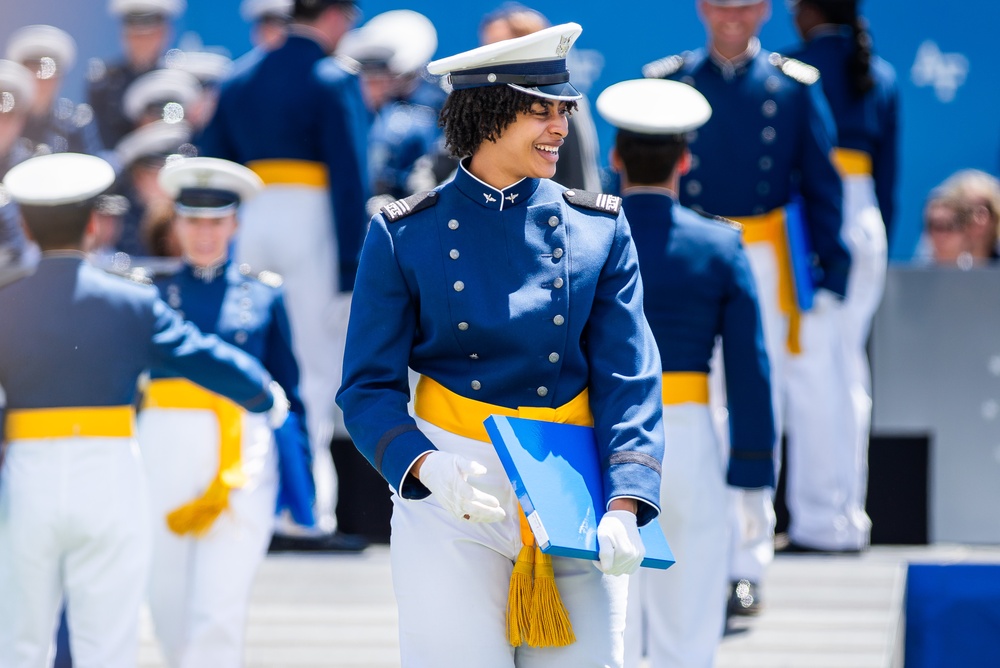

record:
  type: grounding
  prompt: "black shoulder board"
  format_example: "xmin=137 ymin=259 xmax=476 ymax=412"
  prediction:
xmin=642 ymin=53 xmax=685 ymax=79
xmin=711 ymin=215 xmax=744 ymax=234
xmin=769 ymin=52 xmax=820 ymax=85
xmin=381 ymin=191 xmax=439 ymax=223
xmin=563 ymin=189 xmax=621 ymax=215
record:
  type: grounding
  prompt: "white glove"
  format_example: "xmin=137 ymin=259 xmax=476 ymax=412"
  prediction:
xmin=266 ymin=380 xmax=290 ymax=429
xmin=417 ymin=451 xmax=506 ymax=523
xmin=596 ymin=510 xmax=645 ymax=576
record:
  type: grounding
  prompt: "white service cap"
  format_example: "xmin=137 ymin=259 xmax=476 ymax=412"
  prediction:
xmin=596 ymin=79 xmax=712 ymax=136
xmin=3 ymin=153 xmax=115 ymax=206
xmin=122 ymin=68 xmax=202 ymax=122
xmin=108 ymin=0 xmax=186 ymax=18
xmin=337 ymin=10 xmax=437 ymax=76
xmin=240 ymin=0 xmax=293 ymax=22
xmin=427 ymin=22 xmax=583 ymax=101
xmin=158 ymin=156 xmax=263 ymax=217
xmin=165 ymin=49 xmax=233 ymax=85
xmin=0 ymin=60 xmax=36 ymax=113
xmin=115 ymin=119 xmax=193 ymax=168
xmin=5 ymin=25 xmax=77 ymax=75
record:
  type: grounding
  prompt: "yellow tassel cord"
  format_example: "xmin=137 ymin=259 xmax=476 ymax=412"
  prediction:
xmin=506 ymin=508 xmax=576 ymax=648
xmin=145 ymin=379 xmax=247 ymax=536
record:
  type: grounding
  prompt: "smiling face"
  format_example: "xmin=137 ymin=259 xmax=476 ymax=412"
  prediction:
xmin=468 ymin=98 xmax=570 ymax=189
xmin=173 ymin=212 xmax=238 ymax=267
xmin=698 ymin=0 xmax=771 ymax=59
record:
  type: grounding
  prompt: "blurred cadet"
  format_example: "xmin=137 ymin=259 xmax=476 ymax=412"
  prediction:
xmin=339 ymin=24 xmax=664 ymax=667
xmin=122 ymin=67 xmax=202 ymax=129
xmin=599 ymin=79 xmax=774 ymax=668
xmin=0 ymin=152 xmax=283 ymax=668
xmin=165 ymin=48 xmax=234 ymax=132
xmin=922 ymin=192 xmax=972 ymax=267
xmin=85 ymin=193 xmax=131 ymax=261
xmin=0 ymin=59 xmax=40 ymax=288
xmin=200 ymin=0 xmax=370 ymax=552
xmin=140 ymin=157 xmax=313 ymax=666
xmin=643 ymin=0 xmax=848 ymax=615
xmin=337 ymin=9 xmax=443 ymax=214
xmin=935 ymin=169 xmax=1000 ymax=264
xmin=88 ymin=0 xmax=186 ymax=148
xmin=241 ymin=0 xmax=294 ymax=50
xmin=478 ymin=2 xmax=602 ymax=192
xmin=784 ymin=0 xmax=899 ymax=553
xmin=114 ymin=119 xmax=195 ymax=255
xmin=5 ymin=24 xmax=104 ymax=157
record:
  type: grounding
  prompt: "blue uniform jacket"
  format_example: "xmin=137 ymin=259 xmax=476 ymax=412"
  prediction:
xmin=22 ymin=100 xmax=105 ymax=157
xmin=647 ymin=45 xmax=850 ymax=296
xmin=86 ymin=59 xmax=148 ymax=149
xmin=369 ymin=99 xmax=441 ymax=200
xmin=0 ymin=146 xmax=32 ymax=262
xmin=337 ymin=163 xmax=665 ymax=526
xmin=786 ymin=27 xmax=900 ymax=236
xmin=199 ymin=32 xmax=371 ymax=292
xmin=625 ymin=191 xmax=775 ymax=489
xmin=149 ymin=260 xmax=314 ymax=525
xmin=0 ymin=254 xmax=274 ymax=438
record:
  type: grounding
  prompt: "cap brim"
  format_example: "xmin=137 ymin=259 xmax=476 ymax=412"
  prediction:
xmin=508 ymin=81 xmax=582 ymax=102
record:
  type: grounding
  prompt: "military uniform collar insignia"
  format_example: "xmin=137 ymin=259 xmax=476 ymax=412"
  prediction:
xmin=188 ymin=257 xmax=228 ymax=283
xmin=708 ymin=37 xmax=761 ymax=80
xmin=455 ymin=160 xmax=539 ymax=211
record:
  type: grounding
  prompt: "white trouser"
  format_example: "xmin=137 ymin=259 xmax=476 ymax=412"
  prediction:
xmin=391 ymin=417 xmax=628 ymax=668
xmin=237 ymin=185 xmax=349 ymax=532
xmin=624 ymin=404 xmax=728 ymax=668
xmin=0 ymin=438 xmax=150 ymax=668
xmin=138 ymin=409 xmax=278 ymax=668
xmin=727 ymin=241 xmax=784 ymax=583
xmin=785 ymin=177 xmax=885 ymax=550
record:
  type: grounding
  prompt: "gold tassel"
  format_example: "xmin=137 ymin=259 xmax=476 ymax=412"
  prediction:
xmin=506 ymin=544 xmax=535 ymax=646
xmin=165 ymin=479 xmax=232 ymax=536
xmin=527 ymin=545 xmax=576 ymax=647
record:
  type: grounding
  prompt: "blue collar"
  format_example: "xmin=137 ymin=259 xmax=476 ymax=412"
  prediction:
xmin=454 ymin=160 xmax=540 ymax=212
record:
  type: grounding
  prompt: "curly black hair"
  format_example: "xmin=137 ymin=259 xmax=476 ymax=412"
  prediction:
xmin=439 ymin=85 xmax=577 ymax=158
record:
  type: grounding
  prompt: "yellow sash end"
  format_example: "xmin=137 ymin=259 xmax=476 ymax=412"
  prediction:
xmin=144 ymin=379 xmax=247 ymax=536
xmin=247 ymin=159 xmax=329 ymax=188
xmin=4 ymin=406 xmax=135 ymax=440
xmin=526 ymin=547 xmax=576 ymax=647
xmin=506 ymin=544 xmax=535 ymax=647
xmin=831 ymin=148 xmax=873 ymax=177
xmin=661 ymin=372 xmax=709 ymax=405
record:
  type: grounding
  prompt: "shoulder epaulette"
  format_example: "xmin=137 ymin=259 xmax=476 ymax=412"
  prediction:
xmin=124 ymin=268 xmax=153 ymax=285
xmin=256 ymin=269 xmax=283 ymax=288
xmin=381 ymin=190 xmax=439 ymax=223
xmin=770 ymin=53 xmax=820 ymax=85
xmin=642 ymin=53 xmax=686 ymax=79
xmin=710 ymin=215 xmax=743 ymax=234
xmin=563 ymin=189 xmax=621 ymax=215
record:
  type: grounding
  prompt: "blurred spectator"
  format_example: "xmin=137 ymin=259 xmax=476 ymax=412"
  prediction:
xmin=5 ymin=25 xmax=104 ymax=157
xmin=87 ymin=0 xmax=186 ymax=148
xmin=935 ymin=169 xmax=1000 ymax=264
xmin=86 ymin=193 xmax=131 ymax=259
xmin=122 ymin=67 xmax=202 ymax=130
xmin=0 ymin=59 xmax=40 ymax=287
xmin=923 ymin=193 xmax=972 ymax=267
xmin=241 ymin=0 xmax=293 ymax=51
xmin=165 ymin=48 xmax=233 ymax=132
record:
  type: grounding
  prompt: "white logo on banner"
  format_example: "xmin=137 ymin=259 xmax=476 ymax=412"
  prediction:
xmin=911 ymin=40 xmax=968 ymax=103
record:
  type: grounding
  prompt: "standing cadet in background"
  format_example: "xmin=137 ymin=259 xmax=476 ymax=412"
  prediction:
xmin=598 ymin=79 xmax=775 ymax=668
xmin=199 ymin=0 xmax=370 ymax=551
xmin=5 ymin=25 xmax=104 ymax=158
xmin=0 ymin=152 xmax=285 ymax=668
xmin=241 ymin=0 xmax=294 ymax=51
xmin=643 ymin=0 xmax=848 ymax=614
xmin=140 ymin=157 xmax=313 ymax=666
xmin=784 ymin=0 xmax=898 ymax=553
xmin=88 ymin=0 xmax=185 ymax=149
xmin=0 ymin=60 xmax=40 ymax=287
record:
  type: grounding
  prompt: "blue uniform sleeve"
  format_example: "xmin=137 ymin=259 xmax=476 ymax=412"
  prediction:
xmin=197 ymin=87 xmax=239 ymax=162
xmin=585 ymin=212 xmax=664 ymax=526
xmin=147 ymin=298 xmax=274 ymax=412
xmin=263 ymin=292 xmax=306 ymax=421
xmin=721 ymin=239 xmax=776 ymax=489
xmin=336 ymin=215 xmax=437 ymax=498
xmin=316 ymin=64 xmax=372 ymax=293
xmin=873 ymin=81 xmax=899 ymax=241
xmin=799 ymin=83 xmax=851 ymax=297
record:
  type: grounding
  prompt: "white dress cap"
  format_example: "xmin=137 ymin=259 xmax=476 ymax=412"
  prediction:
xmin=159 ymin=156 xmax=264 ymax=217
xmin=115 ymin=119 xmax=193 ymax=167
xmin=108 ymin=0 xmax=186 ymax=18
xmin=165 ymin=49 xmax=233 ymax=85
xmin=240 ymin=0 xmax=293 ymax=22
xmin=596 ymin=79 xmax=712 ymax=135
xmin=4 ymin=153 xmax=115 ymax=206
xmin=337 ymin=10 xmax=437 ymax=76
xmin=0 ymin=60 xmax=36 ymax=112
xmin=427 ymin=22 xmax=583 ymax=101
xmin=5 ymin=25 xmax=77 ymax=74
xmin=123 ymin=68 xmax=202 ymax=122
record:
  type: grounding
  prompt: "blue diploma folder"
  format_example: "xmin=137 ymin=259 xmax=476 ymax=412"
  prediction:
xmin=484 ymin=415 xmax=674 ymax=570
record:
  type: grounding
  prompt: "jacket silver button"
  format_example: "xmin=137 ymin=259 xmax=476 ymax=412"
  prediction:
xmin=553 ymin=315 xmax=565 ymax=326
xmin=552 ymin=248 xmax=564 ymax=259
xmin=448 ymin=219 xmax=459 ymax=230
xmin=449 ymin=249 xmax=460 ymax=259
xmin=537 ymin=386 xmax=548 ymax=397
xmin=458 ymin=322 xmax=469 ymax=331
xmin=548 ymin=216 xmax=559 ymax=227
xmin=548 ymin=352 xmax=559 ymax=363
xmin=454 ymin=281 xmax=464 ymax=292
xmin=471 ymin=380 xmax=481 ymax=390
xmin=553 ymin=277 xmax=564 ymax=288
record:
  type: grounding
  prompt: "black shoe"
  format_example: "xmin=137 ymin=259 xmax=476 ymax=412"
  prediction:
xmin=727 ymin=579 xmax=762 ymax=617
xmin=268 ymin=531 xmax=369 ymax=554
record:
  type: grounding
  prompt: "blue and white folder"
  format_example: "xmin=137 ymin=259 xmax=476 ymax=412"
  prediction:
xmin=785 ymin=197 xmax=817 ymax=312
xmin=484 ymin=415 xmax=674 ymax=570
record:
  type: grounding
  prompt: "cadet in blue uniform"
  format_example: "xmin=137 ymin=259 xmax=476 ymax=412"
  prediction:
xmin=87 ymin=0 xmax=185 ymax=148
xmin=784 ymin=0 xmax=898 ymax=552
xmin=241 ymin=0 xmax=293 ymax=50
xmin=5 ymin=25 xmax=105 ymax=158
xmin=199 ymin=0 xmax=370 ymax=546
xmin=597 ymin=79 xmax=775 ymax=668
xmin=644 ymin=0 xmax=849 ymax=613
xmin=337 ymin=24 xmax=663 ymax=668
xmin=0 ymin=60 xmax=40 ymax=288
xmin=0 ymin=152 xmax=284 ymax=668
xmin=138 ymin=157 xmax=312 ymax=666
